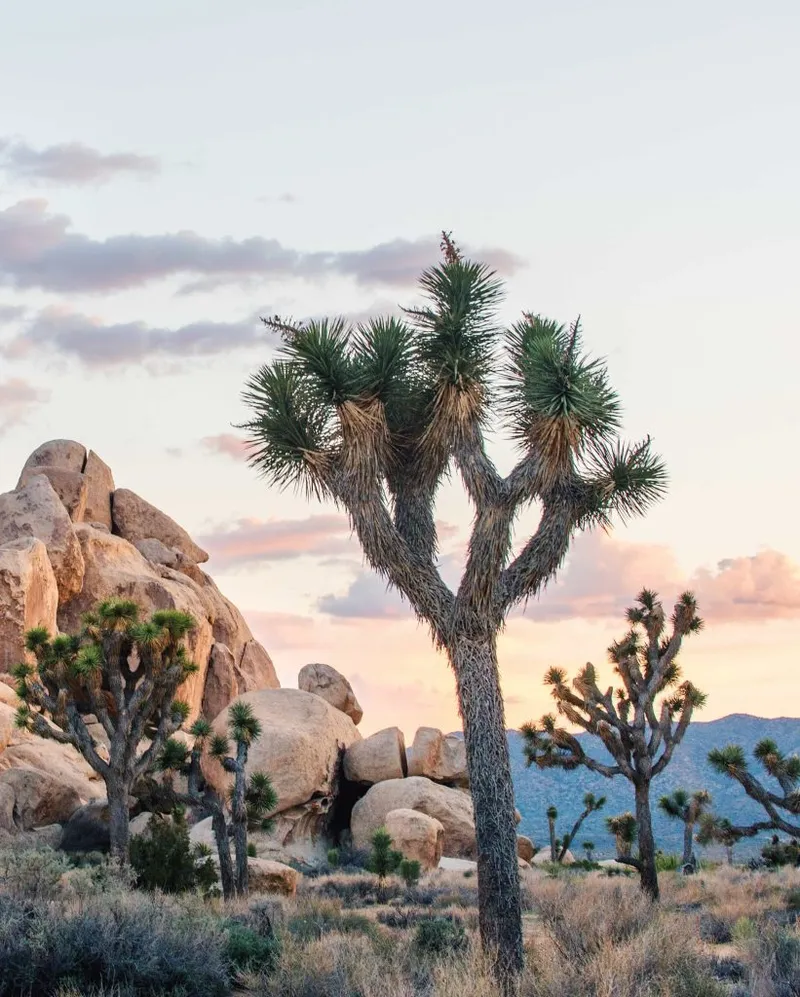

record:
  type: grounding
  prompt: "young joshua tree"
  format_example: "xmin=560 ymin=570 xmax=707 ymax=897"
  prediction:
xmin=521 ymin=589 xmax=705 ymax=900
xmin=241 ymin=234 xmax=666 ymax=985
xmin=658 ymin=788 xmax=712 ymax=868
xmin=158 ymin=703 xmax=276 ymax=899
xmin=13 ymin=600 xmax=197 ymax=863
xmin=546 ymin=805 xmax=559 ymax=862
xmin=581 ymin=840 xmax=596 ymax=863
xmin=557 ymin=792 xmax=606 ymax=862
xmin=706 ymin=740 xmax=800 ymax=843
xmin=606 ymin=812 xmax=638 ymax=859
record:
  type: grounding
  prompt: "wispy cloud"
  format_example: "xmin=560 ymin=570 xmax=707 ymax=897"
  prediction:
xmin=0 ymin=377 xmax=49 ymax=435
xmin=200 ymin=434 xmax=251 ymax=462
xmin=1 ymin=306 xmax=275 ymax=367
xmin=199 ymin=514 xmax=355 ymax=570
xmin=316 ymin=530 xmax=800 ymax=625
xmin=0 ymin=198 xmax=524 ymax=294
xmin=0 ymin=138 xmax=160 ymax=186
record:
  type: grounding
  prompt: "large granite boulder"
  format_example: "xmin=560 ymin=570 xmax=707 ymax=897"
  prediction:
xmin=0 ymin=476 xmax=84 ymax=604
xmin=298 ymin=663 xmax=363 ymax=725
xmin=112 ymin=488 xmax=209 ymax=564
xmin=0 ymin=537 xmax=58 ymax=673
xmin=350 ymin=776 xmax=476 ymax=859
xmin=406 ymin=727 xmax=468 ymax=787
xmin=83 ymin=451 xmax=115 ymax=529
xmin=384 ymin=808 xmax=444 ymax=870
xmin=203 ymin=689 xmax=361 ymax=816
xmin=343 ymin=727 xmax=406 ymax=785
xmin=0 ymin=767 xmax=82 ymax=833
xmin=17 ymin=440 xmax=86 ymax=480
xmin=18 ymin=466 xmax=88 ymax=522
xmin=517 ymin=835 xmax=536 ymax=863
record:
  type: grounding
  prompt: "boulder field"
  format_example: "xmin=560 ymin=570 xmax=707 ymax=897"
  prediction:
xmin=0 ymin=440 xmax=533 ymax=870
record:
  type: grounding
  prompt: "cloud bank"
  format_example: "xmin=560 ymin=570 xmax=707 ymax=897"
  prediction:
xmin=0 ymin=199 xmax=523 ymax=295
xmin=199 ymin=514 xmax=355 ymax=569
xmin=0 ymin=139 xmax=160 ymax=186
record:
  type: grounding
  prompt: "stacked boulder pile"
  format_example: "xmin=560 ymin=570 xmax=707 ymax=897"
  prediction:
xmin=0 ymin=440 xmax=534 ymax=874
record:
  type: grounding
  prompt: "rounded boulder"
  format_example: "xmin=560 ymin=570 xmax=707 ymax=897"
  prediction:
xmin=298 ymin=663 xmax=363 ymax=725
xmin=384 ymin=808 xmax=444 ymax=870
xmin=202 ymin=688 xmax=361 ymax=815
xmin=350 ymin=776 xmax=476 ymax=859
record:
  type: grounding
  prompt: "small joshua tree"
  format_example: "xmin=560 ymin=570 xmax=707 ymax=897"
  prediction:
xmin=707 ymin=740 xmax=800 ymax=843
xmin=522 ymin=590 xmax=705 ymax=900
xmin=369 ymin=827 xmax=403 ymax=883
xmin=606 ymin=812 xmax=638 ymax=859
xmin=13 ymin=600 xmax=197 ymax=863
xmin=696 ymin=814 xmax=738 ymax=865
xmin=241 ymin=235 xmax=667 ymax=987
xmin=158 ymin=704 xmax=276 ymax=899
xmin=582 ymin=840 xmax=596 ymax=863
xmin=399 ymin=857 xmax=422 ymax=887
xmin=658 ymin=788 xmax=711 ymax=869
xmin=557 ymin=792 xmax=606 ymax=862
xmin=546 ymin=805 xmax=558 ymax=862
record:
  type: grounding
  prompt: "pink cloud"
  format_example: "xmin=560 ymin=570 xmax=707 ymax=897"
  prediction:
xmin=0 ymin=377 xmax=49 ymax=435
xmin=691 ymin=550 xmax=800 ymax=622
xmin=199 ymin=514 xmax=356 ymax=569
xmin=200 ymin=434 xmax=250 ymax=462
xmin=0 ymin=138 xmax=160 ymax=186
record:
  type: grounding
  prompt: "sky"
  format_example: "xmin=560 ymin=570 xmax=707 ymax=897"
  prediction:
xmin=1 ymin=0 xmax=799 ymax=737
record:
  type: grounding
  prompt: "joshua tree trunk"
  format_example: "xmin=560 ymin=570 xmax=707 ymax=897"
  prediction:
xmin=451 ymin=635 xmax=523 ymax=986
xmin=212 ymin=807 xmax=235 ymax=900
xmin=682 ymin=821 xmax=694 ymax=867
xmin=231 ymin=742 xmax=249 ymax=897
xmin=635 ymin=780 xmax=659 ymax=900
xmin=107 ymin=777 xmax=131 ymax=865
xmin=725 ymin=844 xmax=734 ymax=866
xmin=549 ymin=817 xmax=557 ymax=862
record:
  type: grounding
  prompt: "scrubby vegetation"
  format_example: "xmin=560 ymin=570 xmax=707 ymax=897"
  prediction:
xmin=5 ymin=843 xmax=800 ymax=996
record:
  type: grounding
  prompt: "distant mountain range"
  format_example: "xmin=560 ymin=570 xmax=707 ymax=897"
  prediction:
xmin=504 ymin=714 xmax=800 ymax=859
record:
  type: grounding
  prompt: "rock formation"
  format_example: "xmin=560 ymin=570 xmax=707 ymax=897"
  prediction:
xmin=298 ymin=662 xmax=363 ymax=724
xmin=0 ymin=440 xmax=535 ymax=880
xmin=0 ymin=440 xmax=279 ymax=720
xmin=350 ymin=776 xmax=477 ymax=859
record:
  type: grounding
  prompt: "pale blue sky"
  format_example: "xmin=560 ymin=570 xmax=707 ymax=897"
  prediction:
xmin=1 ymin=1 xmax=798 ymax=731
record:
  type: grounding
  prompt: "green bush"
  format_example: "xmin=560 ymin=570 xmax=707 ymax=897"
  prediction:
xmin=656 ymin=853 xmax=682 ymax=871
xmin=762 ymin=838 xmax=800 ymax=868
xmin=398 ymin=858 xmax=421 ymax=887
xmin=0 ymin=845 xmax=70 ymax=901
xmin=413 ymin=915 xmax=468 ymax=957
xmin=367 ymin=828 xmax=402 ymax=880
xmin=327 ymin=847 xmax=340 ymax=867
xmin=223 ymin=921 xmax=281 ymax=974
xmin=130 ymin=809 xmax=218 ymax=895
xmin=247 ymin=842 xmax=257 ymax=858
xmin=0 ymin=892 xmax=229 ymax=997
xmin=287 ymin=902 xmax=376 ymax=942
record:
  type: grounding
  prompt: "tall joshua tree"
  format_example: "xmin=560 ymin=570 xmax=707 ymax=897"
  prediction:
xmin=521 ymin=590 xmax=705 ymax=900
xmin=241 ymin=234 xmax=666 ymax=984
xmin=658 ymin=788 xmax=711 ymax=868
xmin=706 ymin=740 xmax=800 ymax=841
xmin=13 ymin=600 xmax=197 ymax=863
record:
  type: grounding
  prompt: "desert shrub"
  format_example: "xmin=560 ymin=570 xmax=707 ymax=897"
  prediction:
xmin=312 ymin=873 xmax=403 ymax=907
xmin=786 ymin=887 xmax=800 ymax=912
xmin=731 ymin=915 xmax=757 ymax=942
xmin=762 ymin=837 xmax=800 ymax=868
xmin=224 ymin=921 xmax=281 ymax=975
xmin=287 ymin=899 xmax=375 ymax=942
xmin=746 ymin=924 xmax=800 ymax=994
xmin=699 ymin=912 xmax=733 ymax=944
xmin=0 ymin=845 xmax=71 ymax=901
xmin=247 ymin=842 xmax=258 ymax=858
xmin=656 ymin=852 xmax=682 ymax=871
xmin=130 ymin=810 xmax=218 ymax=895
xmin=398 ymin=858 xmax=421 ymax=888
xmin=413 ymin=915 xmax=468 ymax=957
xmin=327 ymin=847 xmax=340 ymax=868
xmin=0 ymin=892 xmax=229 ymax=997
